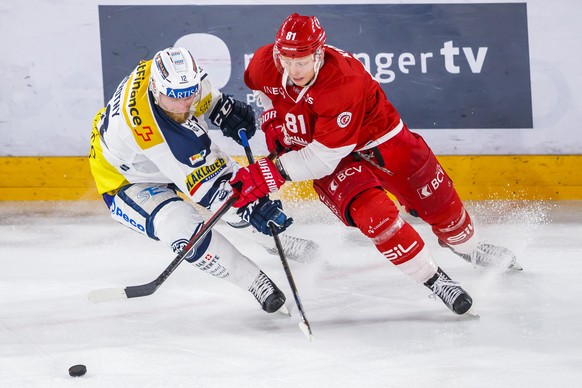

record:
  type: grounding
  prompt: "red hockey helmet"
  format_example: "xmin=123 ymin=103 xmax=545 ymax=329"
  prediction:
xmin=274 ymin=13 xmax=326 ymax=59
xmin=273 ymin=14 xmax=327 ymax=79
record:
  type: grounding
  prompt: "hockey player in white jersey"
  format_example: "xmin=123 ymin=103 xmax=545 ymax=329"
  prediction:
xmin=89 ymin=47 xmax=292 ymax=313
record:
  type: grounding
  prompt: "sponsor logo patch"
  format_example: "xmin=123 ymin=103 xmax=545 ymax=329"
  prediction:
xmin=189 ymin=149 xmax=207 ymax=166
xmin=417 ymin=165 xmax=445 ymax=199
xmin=185 ymin=158 xmax=227 ymax=196
xmin=111 ymin=199 xmax=146 ymax=232
xmin=382 ymin=241 xmax=419 ymax=262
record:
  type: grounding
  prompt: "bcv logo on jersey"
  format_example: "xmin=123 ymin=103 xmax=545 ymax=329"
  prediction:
xmin=417 ymin=165 xmax=445 ymax=199
xmin=337 ymin=165 xmax=362 ymax=182
xmin=327 ymin=165 xmax=363 ymax=196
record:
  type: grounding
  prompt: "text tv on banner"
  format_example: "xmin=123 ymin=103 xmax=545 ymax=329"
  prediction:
xmin=99 ymin=4 xmax=532 ymax=129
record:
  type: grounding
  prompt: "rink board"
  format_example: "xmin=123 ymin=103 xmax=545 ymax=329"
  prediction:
xmin=1 ymin=155 xmax=580 ymax=201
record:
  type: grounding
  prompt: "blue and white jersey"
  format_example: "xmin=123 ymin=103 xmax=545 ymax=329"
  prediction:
xmin=89 ymin=59 xmax=238 ymax=209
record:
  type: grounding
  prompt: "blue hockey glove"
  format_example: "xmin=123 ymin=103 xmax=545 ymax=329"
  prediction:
xmin=236 ymin=196 xmax=293 ymax=236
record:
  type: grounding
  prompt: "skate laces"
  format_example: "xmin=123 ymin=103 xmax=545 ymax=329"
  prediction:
xmin=281 ymin=234 xmax=309 ymax=256
xmin=248 ymin=272 xmax=275 ymax=305
xmin=472 ymin=243 xmax=516 ymax=267
xmin=429 ymin=275 xmax=463 ymax=307
xmin=267 ymin=234 xmax=318 ymax=263
xmin=440 ymin=239 xmax=517 ymax=270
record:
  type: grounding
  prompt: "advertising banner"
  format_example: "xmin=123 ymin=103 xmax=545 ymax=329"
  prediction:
xmin=99 ymin=3 xmax=532 ymax=130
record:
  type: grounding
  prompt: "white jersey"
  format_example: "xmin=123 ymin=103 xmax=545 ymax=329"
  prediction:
xmin=89 ymin=59 xmax=238 ymax=209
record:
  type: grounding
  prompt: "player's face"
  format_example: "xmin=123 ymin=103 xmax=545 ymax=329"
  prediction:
xmin=157 ymin=93 xmax=195 ymax=124
xmin=158 ymin=93 xmax=196 ymax=114
xmin=279 ymin=54 xmax=316 ymax=87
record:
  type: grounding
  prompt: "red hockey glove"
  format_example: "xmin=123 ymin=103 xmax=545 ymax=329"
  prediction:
xmin=230 ymin=157 xmax=285 ymax=208
xmin=260 ymin=109 xmax=292 ymax=154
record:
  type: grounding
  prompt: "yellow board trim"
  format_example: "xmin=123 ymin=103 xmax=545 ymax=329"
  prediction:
xmin=1 ymin=155 xmax=581 ymax=201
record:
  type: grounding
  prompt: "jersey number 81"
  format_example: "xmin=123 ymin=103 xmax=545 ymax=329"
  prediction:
xmin=284 ymin=113 xmax=307 ymax=135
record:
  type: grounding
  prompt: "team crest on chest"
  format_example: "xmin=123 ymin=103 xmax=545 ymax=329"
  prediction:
xmin=337 ymin=112 xmax=352 ymax=128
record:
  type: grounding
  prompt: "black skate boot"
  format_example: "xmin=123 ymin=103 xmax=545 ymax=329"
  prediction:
xmin=424 ymin=268 xmax=473 ymax=315
xmin=248 ymin=271 xmax=287 ymax=313
xmin=439 ymin=240 xmax=522 ymax=271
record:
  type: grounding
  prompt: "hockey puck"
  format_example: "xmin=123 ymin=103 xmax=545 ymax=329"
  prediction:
xmin=68 ymin=364 xmax=87 ymax=377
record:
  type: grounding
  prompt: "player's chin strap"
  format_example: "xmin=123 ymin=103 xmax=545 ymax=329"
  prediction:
xmin=281 ymin=71 xmax=312 ymax=104
xmin=238 ymin=129 xmax=314 ymax=341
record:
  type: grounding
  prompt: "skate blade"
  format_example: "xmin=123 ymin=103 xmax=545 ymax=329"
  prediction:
xmin=509 ymin=261 xmax=523 ymax=271
xmin=463 ymin=308 xmax=480 ymax=319
xmin=486 ymin=257 xmax=522 ymax=273
xmin=276 ymin=304 xmax=291 ymax=317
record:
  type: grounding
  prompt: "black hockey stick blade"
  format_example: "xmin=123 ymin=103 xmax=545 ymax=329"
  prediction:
xmin=226 ymin=219 xmax=251 ymax=229
xmin=88 ymin=195 xmax=238 ymax=303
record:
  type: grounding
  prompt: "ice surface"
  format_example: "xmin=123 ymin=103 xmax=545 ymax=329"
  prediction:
xmin=1 ymin=200 xmax=581 ymax=387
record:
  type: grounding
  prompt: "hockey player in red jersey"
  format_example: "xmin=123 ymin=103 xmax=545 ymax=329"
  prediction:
xmin=230 ymin=13 xmax=520 ymax=315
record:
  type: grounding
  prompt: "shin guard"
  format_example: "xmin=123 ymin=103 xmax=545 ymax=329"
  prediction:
xmin=153 ymin=200 xmax=262 ymax=290
xmin=191 ymin=231 xmax=261 ymax=290
xmin=350 ymin=189 xmax=427 ymax=270
xmin=428 ymin=199 xmax=479 ymax=254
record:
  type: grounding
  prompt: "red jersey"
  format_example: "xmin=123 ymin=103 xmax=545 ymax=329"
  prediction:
xmin=244 ymin=43 xmax=402 ymax=181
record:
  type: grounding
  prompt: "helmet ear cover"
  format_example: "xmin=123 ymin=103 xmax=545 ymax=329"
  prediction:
xmin=149 ymin=47 xmax=201 ymax=103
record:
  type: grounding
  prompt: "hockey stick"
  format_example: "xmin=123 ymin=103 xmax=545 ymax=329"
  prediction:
xmin=239 ymin=129 xmax=314 ymax=341
xmin=226 ymin=139 xmax=320 ymax=263
xmin=224 ymin=136 xmax=255 ymax=229
xmin=269 ymin=223 xmax=314 ymax=341
xmin=88 ymin=190 xmax=238 ymax=303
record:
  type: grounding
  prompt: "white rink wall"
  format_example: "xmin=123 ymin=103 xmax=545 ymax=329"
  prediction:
xmin=0 ymin=0 xmax=581 ymax=156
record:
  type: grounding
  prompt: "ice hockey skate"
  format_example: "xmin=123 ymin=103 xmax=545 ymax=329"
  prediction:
xmin=265 ymin=233 xmax=320 ymax=263
xmin=248 ymin=271 xmax=288 ymax=314
xmin=424 ymin=268 xmax=473 ymax=315
xmin=439 ymin=240 xmax=522 ymax=271
xmin=226 ymin=219 xmax=320 ymax=263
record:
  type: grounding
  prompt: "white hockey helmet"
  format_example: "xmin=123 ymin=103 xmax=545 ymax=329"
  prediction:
xmin=149 ymin=47 xmax=201 ymax=103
